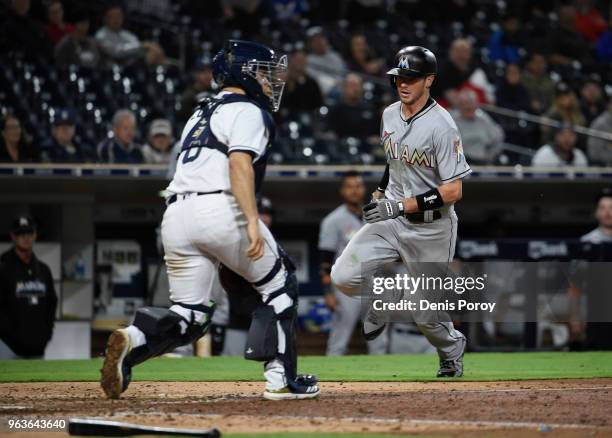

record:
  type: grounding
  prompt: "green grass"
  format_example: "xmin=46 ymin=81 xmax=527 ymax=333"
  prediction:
xmin=0 ymin=352 xmax=611 ymax=383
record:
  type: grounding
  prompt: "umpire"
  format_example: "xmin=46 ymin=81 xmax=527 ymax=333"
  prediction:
xmin=0 ymin=215 xmax=57 ymax=359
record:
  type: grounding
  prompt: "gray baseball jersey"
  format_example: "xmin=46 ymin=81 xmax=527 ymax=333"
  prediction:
xmin=382 ymin=98 xmax=472 ymax=214
xmin=581 ymin=228 xmax=612 ymax=244
xmin=319 ymin=205 xmax=363 ymax=259
xmin=331 ymin=97 xmax=471 ymax=362
xmin=319 ymin=205 xmax=388 ymax=355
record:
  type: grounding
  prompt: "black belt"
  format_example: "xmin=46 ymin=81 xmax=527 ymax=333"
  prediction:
xmin=405 ymin=210 xmax=442 ymax=224
xmin=166 ymin=190 xmax=223 ymax=205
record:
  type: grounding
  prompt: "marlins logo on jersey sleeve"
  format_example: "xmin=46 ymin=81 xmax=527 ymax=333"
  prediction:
xmin=380 ymin=100 xmax=471 ymax=201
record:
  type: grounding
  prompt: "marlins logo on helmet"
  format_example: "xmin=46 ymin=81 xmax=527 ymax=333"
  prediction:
xmin=398 ymin=56 xmax=410 ymax=69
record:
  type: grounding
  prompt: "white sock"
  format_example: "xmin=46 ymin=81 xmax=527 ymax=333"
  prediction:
xmin=126 ymin=325 xmax=146 ymax=348
xmin=264 ymin=359 xmax=287 ymax=391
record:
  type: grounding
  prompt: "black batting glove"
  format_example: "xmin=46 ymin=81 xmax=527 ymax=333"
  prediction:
xmin=362 ymin=199 xmax=404 ymax=223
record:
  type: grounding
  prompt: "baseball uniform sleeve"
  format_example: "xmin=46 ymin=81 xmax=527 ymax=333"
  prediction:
xmin=227 ymin=105 xmax=269 ymax=160
xmin=318 ymin=214 xmax=339 ymax=252
xmin=434 ymin=128 xmax=472 ymax=182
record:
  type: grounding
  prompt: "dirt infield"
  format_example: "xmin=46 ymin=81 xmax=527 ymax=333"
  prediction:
xmin=2 ymin=379 xmax=612 ymax=437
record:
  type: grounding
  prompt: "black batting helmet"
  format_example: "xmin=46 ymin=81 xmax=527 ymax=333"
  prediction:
xmin=387 ymin=46 xmax=437 ymax=87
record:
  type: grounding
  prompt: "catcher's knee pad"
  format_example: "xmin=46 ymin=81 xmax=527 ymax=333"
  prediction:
xmin=127 ymin=302 xmax=215 ymax=365
xmin=244 ymin=272 xmax=299 ymax=381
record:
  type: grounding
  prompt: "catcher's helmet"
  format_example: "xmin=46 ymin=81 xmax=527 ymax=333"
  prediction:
xmin=212 ymin=40 xmax=288 ymax=112
xmin=387 ymin=46 xmax=437 ymax=87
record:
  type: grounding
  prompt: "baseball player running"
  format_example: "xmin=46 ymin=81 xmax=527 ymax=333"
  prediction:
xmin=319 ymin=171 xmax=388 ymax=355
xmin=101 ymin=40 xmax=319 ymax=400
xmin=331 ymin=46 xmax=471 ymax=377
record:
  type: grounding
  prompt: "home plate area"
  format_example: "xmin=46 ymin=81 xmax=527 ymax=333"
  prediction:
xmin=1 ymin=379 xmax=612 ymax=437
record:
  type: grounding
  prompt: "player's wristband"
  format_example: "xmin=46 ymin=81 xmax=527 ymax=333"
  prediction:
xmin=416 ymin=188 xmax=444 ymax=211
xmin=397 ymin=201 xmax=404 ymax=214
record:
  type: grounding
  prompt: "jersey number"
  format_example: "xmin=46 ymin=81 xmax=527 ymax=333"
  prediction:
xmin=180 ymin=112 xmax=208 ymax=164
xmin=182 ymin=147 xmax=202 ymax=164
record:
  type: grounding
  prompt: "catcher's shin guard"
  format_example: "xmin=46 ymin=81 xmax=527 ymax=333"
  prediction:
xmin=127 ymin=302 xmax=215 ymax=366
xmin=245 ymin=273 xmax=316 ymax=388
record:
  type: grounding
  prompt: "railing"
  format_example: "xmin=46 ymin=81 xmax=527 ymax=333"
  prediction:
xmin=1 ymin=163 xmax=612 ymax=180
xmin=481 ymin=104 xmax=612 ymax=142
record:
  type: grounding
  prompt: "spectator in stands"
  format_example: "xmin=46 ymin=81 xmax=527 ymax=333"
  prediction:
xmin=495 ymin=64 xmax=530 ymax=112
xmin=344 ymin=0 xmax=385 ymax=22
xmin=450 ymin=89 xmax=504 ymax=165
xmin=595 ymin=11 xmax=612 ymax=63
xmin=543 ymin=83 xmax=586 ymax=141
xmin=280 ymin=45 xmax=323 ymax=114
xmin=580 ymin=75 xmax=606 ymax=125
xmin=587 ymin=101 xmax=612 ymax=166
xmin=346 ymin=33 xmax=385 ymax=76
xmin=0 ymin=0 xmax=53 ymax=60
xmin=54 ymin=8 xmax=100 ymax=69
xmin=495 ymin=64 xmax=534 ymax=149
xmin=97 ymin=109 xmax=143 ymax=164
xmin=269 ymin=0 xmax=309 ymax=22
xmin=0 ymin=215 xmax=57 ymax=359
xmin=532 ymin=124 xmax=588 ymax=167
xmin=141 ymin=119 xmax=173 ymax=164
xmin=221 ymin=0 xmax=263 ymax=36
xmin=45 ymin=1 xmax=74 ymax=45
xmin=431 ymin=38 xmax=495 ymax=107
xmin=574 ymin=0 xmax=607 ymax=43
xmin=95 ymin=4 xmax=165 ymax=67
xmin=486 ymin=13 xmax=523 ymax=63
xmin=41 ymin=109 xmax=92 ymax=163
xmin=324 ymin=73 xmax=378 ymax=145
xmin=0 ymin=115 xmax=38 ymax=163
xmin=521 ymin=52 xmax=555 ymax=114
xmin=547 ymin=4 xmax=593 ymax=68
xmin=306 ymin=26 xmax=347 ymax=96
xmin=177 ymin=58 xmax=213 ymax=124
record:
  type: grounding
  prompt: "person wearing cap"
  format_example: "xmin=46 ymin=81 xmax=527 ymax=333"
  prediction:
xmin=0 ymin=215 xmax=57 ymax=359
xmin=305 ymin=26 xmax=346 ymax=96
xmin=178 ymin=58 xmax=214 ymax=125
xmin=41 ymin=109 xmax=93 ymax=163
xmin=54 ymin=8 xmax=101 ymax=69
xmin=141 ymin=119 xmax=174 ymax=164
xmin=532 ymin=123 xmax=588 ymax=167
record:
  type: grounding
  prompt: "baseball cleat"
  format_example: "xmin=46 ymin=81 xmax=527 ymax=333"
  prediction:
xmin=436 ymin=337 xmax=465 ymax=378
xmin=100 ymin=328 xmax=132 ymax=399
xmin=263 ymin=384 xmax=320 ymax=401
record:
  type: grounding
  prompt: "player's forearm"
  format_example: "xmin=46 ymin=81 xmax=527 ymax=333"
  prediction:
xmin=401 ymin=180 xmax=462 ymax=213
xmin=229 ymin=152 xmax=259 ymax=223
